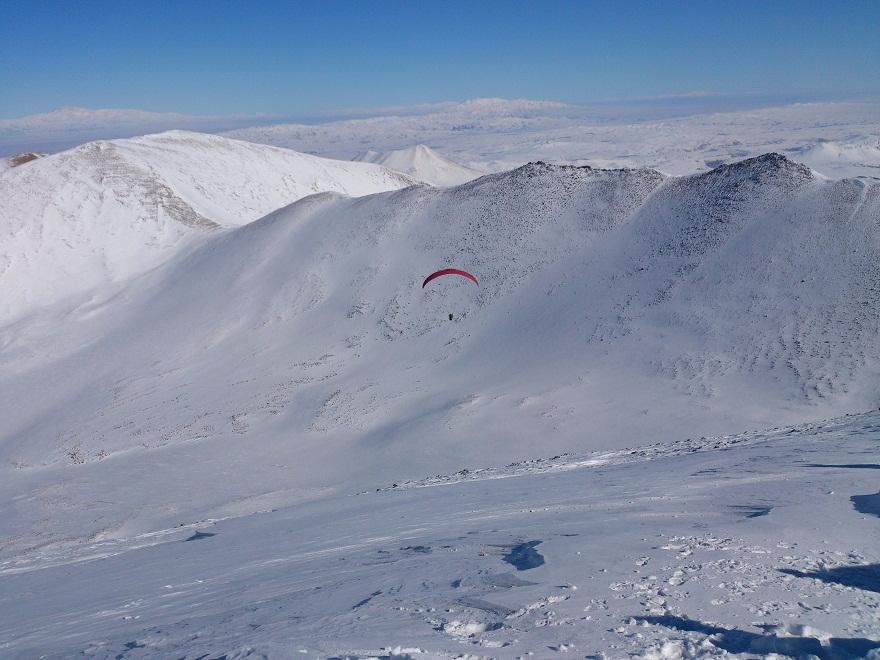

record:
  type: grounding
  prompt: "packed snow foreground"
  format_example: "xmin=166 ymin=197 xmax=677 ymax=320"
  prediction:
xmin=1 ymin=137 xmax=879 ymax=657
xmin=1 ymin=414 xmax=879 ymax=658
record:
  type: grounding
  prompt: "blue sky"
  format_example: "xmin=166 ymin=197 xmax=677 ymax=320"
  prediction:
xmin=1 ymin=0 xmax=878 ymax=119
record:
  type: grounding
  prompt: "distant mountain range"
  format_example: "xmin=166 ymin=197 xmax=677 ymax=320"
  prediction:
xmin=4 ymin=99 xmax=879 ymax=179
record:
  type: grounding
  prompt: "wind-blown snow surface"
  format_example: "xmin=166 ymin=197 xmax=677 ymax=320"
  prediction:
xmin=0 ymin=130 xmax=415 ymax=323
xmin=2 ymin=154 xmax=880 ymax=566
xmin=354 ymin=144 xmax=485 ymax=187
xmin=2 ymin=412 xmax=879 ymax=658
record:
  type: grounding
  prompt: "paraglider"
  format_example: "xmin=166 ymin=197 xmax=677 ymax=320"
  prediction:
xmin=422 ymin=268 xmax=478 ymax=321
xmin=422 ymin=268 xmax=479 ymax=288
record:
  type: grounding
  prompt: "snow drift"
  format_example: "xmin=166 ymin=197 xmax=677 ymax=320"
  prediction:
xmin=2 ymin=153 xmax=879 ymax=553
xmin=0 ymin=130 xmax=415 ymax=323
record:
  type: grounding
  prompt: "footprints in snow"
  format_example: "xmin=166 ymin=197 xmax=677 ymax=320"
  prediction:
xmin=616 ymin=533 xmax=880 ymax=656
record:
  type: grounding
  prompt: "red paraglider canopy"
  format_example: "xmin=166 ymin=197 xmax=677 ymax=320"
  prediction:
xmin=422 ymin=268 xmax=479 ymax=288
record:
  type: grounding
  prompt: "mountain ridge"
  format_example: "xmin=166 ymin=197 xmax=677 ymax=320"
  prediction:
xmin=2 ymin=152 xmax=878 ymax=553
xmin=0 ymin=130 xmax=416 ymax=324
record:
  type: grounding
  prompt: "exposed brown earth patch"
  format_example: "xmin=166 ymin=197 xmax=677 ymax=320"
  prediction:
xmin=8 ymin=152 xmax=44 ymax=167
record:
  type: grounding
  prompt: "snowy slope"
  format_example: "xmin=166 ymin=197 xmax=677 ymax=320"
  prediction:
xmin=2 ymin=411 xmax=879 ymax=658
xmin=1 ymin=154 xmax=879 ymax=559
xmin=2 ymin=152 xmax=880 ymax=656
xmin=0 ymin=130 xmax=415 ymax=323
xmin=354 ymin=144 xmax=485 ymax=186
xmin=789 ymin=137 xmax=880 ymax=178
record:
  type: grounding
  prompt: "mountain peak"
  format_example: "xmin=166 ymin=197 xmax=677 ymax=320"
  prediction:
xmin=0 ymin=132 xmax=416 ymax=323
xmin=505 ymin=160 xmax=666 ymax=180
xmin=706 ymin=152 xmax=813 ymax=182
xmin=353 ymin=144 xmax=484 ymax=187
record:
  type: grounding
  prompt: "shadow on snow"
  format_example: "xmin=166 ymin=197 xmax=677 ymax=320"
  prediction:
xmin=638 ymin=615 xmax=880 ymax=659
xmin=779 ymin=563 xmax=880 ymax=594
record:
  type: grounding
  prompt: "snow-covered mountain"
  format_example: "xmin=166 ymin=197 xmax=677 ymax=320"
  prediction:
xmin=2 ymin=151 xmax=880 ymax=656
xmin=0 ymin=106 xmax=217 ymax=133
xmin=354 ymin=144 xmax=485 ymax=186
xmin=0 ymin=130 xmax=416 ymax=324
xmin=2 ymin=153 xmax=878 ymax=551
xmin=789 ymin=137 xmax=880 ymax=177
